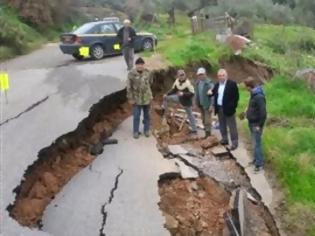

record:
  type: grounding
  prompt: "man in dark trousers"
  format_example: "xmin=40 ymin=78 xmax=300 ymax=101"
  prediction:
xmin=244 ymin=77 xmax=267 ymax=172
xmin=213 ymin=69 xmax=239 ymax=150
xmin=117 ymin=19 xmax=137 ymax=70
xmin=195 ymin=67 xmax=215 ymax=138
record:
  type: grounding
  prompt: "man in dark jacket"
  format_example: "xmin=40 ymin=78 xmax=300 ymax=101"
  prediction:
xmin=160 ymin=70 xmax=197 ymax=134
xmin=117 ymin=19 xmax=137 ymax=70
xmin=244 ymin=77 xmax=267 ymax=172
xmin=195 ymin=67 xmax=215 ymax=138
xmin=213 ymin=69 xmax=239 ymax=150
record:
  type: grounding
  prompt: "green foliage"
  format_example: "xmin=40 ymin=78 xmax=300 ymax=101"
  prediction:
xmin=203 ymin=0 xmax=315 ymax=27
xmin=0 ymin=6 xmax=45 ymax=58
xmin=161 ymin=34 xmax=229 ymax=69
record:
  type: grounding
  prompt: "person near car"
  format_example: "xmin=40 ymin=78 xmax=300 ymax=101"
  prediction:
xmin=213 ymin=69 xmax=239 ymax=150
xmin=244 ymin=77 xmax=267 ymax=172
xmin=160 ymin=70 xmax=198 ymax=135
xmin=117 ymin=19 xmax=137 ymax=70
xmin=127 ymin=57 xmax=153 ymax=139
xmin=195 ymin=67 xmax=215 ymax=139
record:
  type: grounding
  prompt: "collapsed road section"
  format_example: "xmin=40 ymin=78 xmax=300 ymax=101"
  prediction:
xmin=6 ymin=57 xmax=278 ymax=235
xmin=7 ymin=89 xmax=131 ymax=227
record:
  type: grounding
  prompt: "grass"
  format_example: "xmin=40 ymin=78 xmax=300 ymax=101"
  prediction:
xmin=243 ymin=24 xmax=315 ymax=74
xmin=147 ymin=14 xmax=315 ymax=235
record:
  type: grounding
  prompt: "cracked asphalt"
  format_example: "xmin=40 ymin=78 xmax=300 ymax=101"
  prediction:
xmin=1 ymin=44 xmax=176 ymax=235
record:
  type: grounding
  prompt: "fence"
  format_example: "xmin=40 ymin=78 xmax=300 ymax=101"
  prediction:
xmin=191 ymin=15 xmax=234 ymax=34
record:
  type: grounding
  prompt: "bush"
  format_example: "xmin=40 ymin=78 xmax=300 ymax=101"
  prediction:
xmin=0 ymin=7 xmax=44 ymax=57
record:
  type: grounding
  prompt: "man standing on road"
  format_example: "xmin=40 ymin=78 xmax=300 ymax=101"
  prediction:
xmin=127 ymin=57 xmax=153 ymax=139
xmin=244 ymin=77 xmax=267 ymax=172
xmin=117 ymin=19 xmax=137 ymax=71
xmin=159 ymin=70 xmax=198 ymax=135
xmin=195 ymin=67 xmax=215 ymax=139
xmin=213 ymin=69 xmax=239 ymax=150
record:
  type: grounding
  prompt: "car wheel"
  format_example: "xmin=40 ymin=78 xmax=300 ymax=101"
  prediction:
xmin=142 ymin=39 xmax=154 ymax=51
xmin=72 ymin=53 xmax=84 ymax=60
xmin=91 ymin=44 xmax=105 ymax=60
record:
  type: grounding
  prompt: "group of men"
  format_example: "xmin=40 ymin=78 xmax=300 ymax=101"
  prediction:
xmin=127 ymin=57 xmax=267 ymax=172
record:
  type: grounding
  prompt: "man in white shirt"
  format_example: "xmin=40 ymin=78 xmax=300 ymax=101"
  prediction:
xmin=213 ymin=69 xmax=239 ymax=150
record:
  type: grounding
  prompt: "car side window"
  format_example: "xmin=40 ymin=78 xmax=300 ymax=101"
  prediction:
xmin=99 ymin=24 xmax=116 ymax=34
xmin=88 ymin=25 xmax=101 ymax=34
xmin=114 ymin=23 xmax=123 ymax=31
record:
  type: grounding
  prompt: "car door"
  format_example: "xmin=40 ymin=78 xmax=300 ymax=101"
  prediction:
xmin=113 ymin=23 xmax=143 ymax=52
xmin=99 ymin=23 xmax=119 ymax=55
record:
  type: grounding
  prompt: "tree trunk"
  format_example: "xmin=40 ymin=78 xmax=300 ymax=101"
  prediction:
xmin=168 ymin=6 xmax=175 ymax=25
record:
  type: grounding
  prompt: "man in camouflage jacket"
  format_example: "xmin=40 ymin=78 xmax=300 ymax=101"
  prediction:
xmin=127 ymin=57 xmax=153 ymax=139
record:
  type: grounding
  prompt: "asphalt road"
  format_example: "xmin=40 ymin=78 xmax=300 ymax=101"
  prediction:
xmin=1 ymin=44 xmax=176 ymax=236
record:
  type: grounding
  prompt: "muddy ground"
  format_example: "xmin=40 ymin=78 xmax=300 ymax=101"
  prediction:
xmin=158 ymin=176 xmax=230 ymax=236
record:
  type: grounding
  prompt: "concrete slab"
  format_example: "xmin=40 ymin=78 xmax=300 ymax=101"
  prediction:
xmin=168 ymin=145 xmax=188 ymax=155
xmin=211 ymin=146 xmax=229 ymax=157
xmin=174 ymin=160 xmax=199 ymax=179
xmin=231 ymin=142 xmax=273 ymax=207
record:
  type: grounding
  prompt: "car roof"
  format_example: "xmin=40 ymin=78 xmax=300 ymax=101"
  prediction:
xmin=90 ymin=20 xmax=121 ymax=26
xmin=73 ymin=21 xmax=122 ymax=34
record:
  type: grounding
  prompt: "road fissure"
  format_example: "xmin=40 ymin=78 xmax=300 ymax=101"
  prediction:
xmin=0 ymin=96 xmax=50 ymax=127
xmin=99 ymin=168 xmax=124 ymax=236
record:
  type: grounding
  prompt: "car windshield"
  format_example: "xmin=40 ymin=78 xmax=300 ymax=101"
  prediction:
xmin=73 ymin=23 xmax=95 ymax=34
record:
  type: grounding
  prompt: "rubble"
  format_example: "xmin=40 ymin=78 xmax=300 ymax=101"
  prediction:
xmin=200 ymin=136 xmax=220 ymax=149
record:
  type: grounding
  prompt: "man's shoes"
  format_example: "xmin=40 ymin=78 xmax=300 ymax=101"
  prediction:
xmin=254 ymin=166 xmax=264 ymax=173
xmin=248 ymin=161 xmax=255 ymax=166
xmin=229 ymin=145 xmax=238 ymax=151
xmin=133 ymin=132 xmax=140 ymax=139
xmin=220 ymin=140 xmax=229 ymax=146
xmin=144 ymin=131 xmax=150 ymax=138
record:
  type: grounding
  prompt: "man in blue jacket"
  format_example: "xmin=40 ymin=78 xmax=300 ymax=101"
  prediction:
xmin=195 ymin=67 xmax=215 ymax=138
xmin=244 ymin=77 xmax=267 ymax=172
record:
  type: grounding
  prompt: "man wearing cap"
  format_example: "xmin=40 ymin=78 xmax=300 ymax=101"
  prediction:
xmin=127 ymin=57 xmax=153 ymax=139
xmin=213 ymin=69 xmax=239 ymax=150
xmin=160 ymin=70 xmax=198 ymax=134
xmin=117 ymin=19 xmax=137 ymax=70
xmin=195 ymin=67 xmax=215 ymax=138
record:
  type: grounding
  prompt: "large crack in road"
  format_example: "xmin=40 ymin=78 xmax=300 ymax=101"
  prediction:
xmin=7 ymin=89 xmax=130 ymax=227
xmin=99 ymin=168 xmax=124 ymax=236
